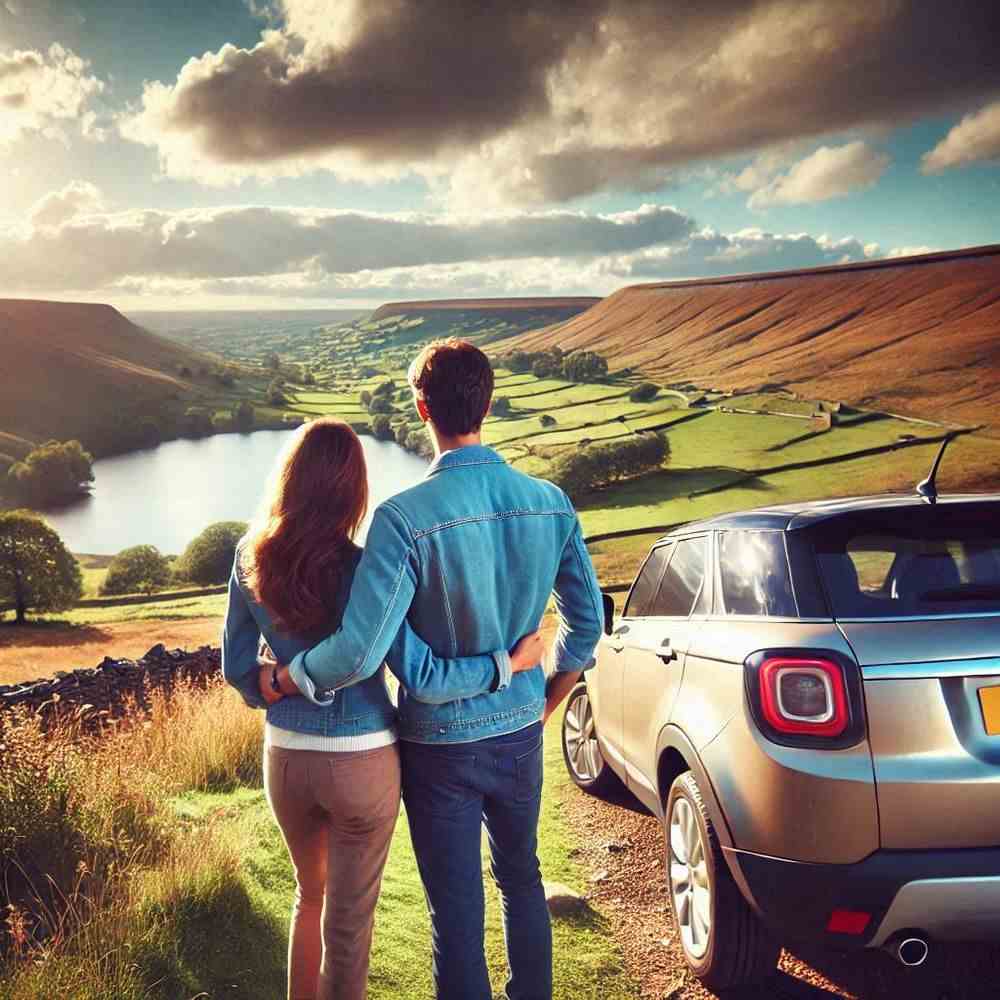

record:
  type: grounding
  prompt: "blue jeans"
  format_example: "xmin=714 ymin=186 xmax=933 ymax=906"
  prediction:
xmin=401 ymin=723 xmax=551 ymax=1000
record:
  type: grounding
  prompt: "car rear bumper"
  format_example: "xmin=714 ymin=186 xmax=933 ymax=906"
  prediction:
xmin=726 ymin=845 xmax=1000 ymax=948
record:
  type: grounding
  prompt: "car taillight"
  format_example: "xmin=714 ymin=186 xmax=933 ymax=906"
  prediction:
xmin=744 ymin=648 xmax=865 ymax=749
xmin=759 ymin=657 xmax=849 ymax=738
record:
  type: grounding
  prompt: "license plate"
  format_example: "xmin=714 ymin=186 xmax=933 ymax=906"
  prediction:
xmin=978 ymin=686 xmax=1000 ymax=736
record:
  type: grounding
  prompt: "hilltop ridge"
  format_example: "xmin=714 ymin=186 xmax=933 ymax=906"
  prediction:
xmin=371 ymin=296 xmax=600 ymax=322
xmin=0 ymin=299 xmax=220 ymax=460
xmin=510 ymin=245 xmax=1000 ymax=429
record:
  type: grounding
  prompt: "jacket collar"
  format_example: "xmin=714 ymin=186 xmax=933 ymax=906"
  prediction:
xmin=426 ymin=444 xmax=506 ymax=478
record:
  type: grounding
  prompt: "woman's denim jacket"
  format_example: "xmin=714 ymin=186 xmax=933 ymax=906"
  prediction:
xmin=287 ymin=446 xmax=604 ymax=744
xmin=222 ymin=540 xmax=503 ymax=738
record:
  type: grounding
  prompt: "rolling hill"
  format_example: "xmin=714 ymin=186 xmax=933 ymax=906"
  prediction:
xmin=509 ymin=246 xmax=1000 ymax=429
xmin=0 ymin=299 xmax=221 ymax=461
xmin=370 ymin=296 xmax=600 ymax=322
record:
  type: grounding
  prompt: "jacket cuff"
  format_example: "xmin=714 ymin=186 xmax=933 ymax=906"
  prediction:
xmin=491 ymin=649 xmax=513 ymax=691
xmin=288 ymin=652 xmax=336 ymax=706
xmin=554 ymin=652 xmax=596 ymax=673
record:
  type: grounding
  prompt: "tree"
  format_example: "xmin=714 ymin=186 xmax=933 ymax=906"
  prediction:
xmin=174 ymin=521 xmax=247 ymax=586
xmin=373 ymin=379 xmax=395 ymax=397
xmin=506 ymin=351 xmax=533 ymax=374
xmin=531 ymin=348 xmax=564 ymax=378
xmin=100 ymin=544 xmax=171 ymax=596
xmin=395 ymin=425 xmax=411 ymax=448
xmin=549 ymin=433 xmax=670 ymax=500
xmin=267 ymin=353 xmax=281 ymax=370
xmin=183 ymin=407 xmax=213 ymax=437
xmin=562 ymin=350 xmax=608 ymax=383
xmin=629 ymin=382 xmax=659 ymax=403
xmin=360 ymin=390 xmax=372 ymax=407
xmin=303 ymin=370 xmax=316 ymax=386
xmin=268 ymin=379 xmax=287 ymax=405
xmin=233 ymin=400 xmax=255 ymax=432
xmin=539 ymin=414 xmax=557 ymax=428
xmin=0 ymin=511 xmax=81 ymax=624
xmin=491 ymin=396 xmax=513 ymax=417
xmin=7 ymin=440 xmax=94 ymax=507
xmin=368 ymin=396 xmax=393 ymax=415
xmin=371 ymin=414 xmax=394 ymax=441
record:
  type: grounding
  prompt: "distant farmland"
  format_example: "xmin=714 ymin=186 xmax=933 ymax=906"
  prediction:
xmin=510 ymin=245 xmax=1000 ymax=430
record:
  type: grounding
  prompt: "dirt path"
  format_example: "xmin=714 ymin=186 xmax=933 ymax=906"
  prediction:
xmin=0 ymin=617 xmax=221 ymax=685
xmin=557 ymin=770 xmax=1000 ymax=1000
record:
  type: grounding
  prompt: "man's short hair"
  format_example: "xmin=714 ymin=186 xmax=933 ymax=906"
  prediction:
xmin=408 ymin=339 xmax=494 ymax=437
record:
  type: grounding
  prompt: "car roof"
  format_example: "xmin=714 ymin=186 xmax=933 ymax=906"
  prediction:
xmin=656 ymin=493 xmax=1000 ymax=541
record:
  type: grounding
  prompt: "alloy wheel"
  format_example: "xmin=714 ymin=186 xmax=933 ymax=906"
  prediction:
xmin=564 ymin=690 xmax=603 ymax=781
xmin=669 ymin=795 xmax=712 ymax=959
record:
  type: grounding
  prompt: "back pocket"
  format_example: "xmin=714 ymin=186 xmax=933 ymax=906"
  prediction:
xmin=514 ymin=739 xmax=544 ymax=803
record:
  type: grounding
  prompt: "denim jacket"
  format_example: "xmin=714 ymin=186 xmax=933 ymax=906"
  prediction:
xmin=222 ymin=540 xmax=504 ymax=737
xmin=289 ymin=445 xmax=604 ymax=744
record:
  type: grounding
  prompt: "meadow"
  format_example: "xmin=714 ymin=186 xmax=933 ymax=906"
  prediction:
xmin=0 ymin=681 xmax=638 ymax=1000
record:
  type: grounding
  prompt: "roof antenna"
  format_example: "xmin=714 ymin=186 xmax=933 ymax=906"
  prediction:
xmin=916 ymin=432 xmax=958 ymax=505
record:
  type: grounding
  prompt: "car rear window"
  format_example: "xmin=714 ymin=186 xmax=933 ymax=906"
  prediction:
xmin=650 ymin=536 xmax=706 ymax=617
xmin=718 ymin=530 xmax=797 ymax=616
xmin=810 ymin=504 xmax=1000 ymax=618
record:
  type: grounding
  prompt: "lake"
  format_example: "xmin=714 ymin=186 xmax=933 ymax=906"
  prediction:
xmin=43 ymin=430 xmax=430 ymax=555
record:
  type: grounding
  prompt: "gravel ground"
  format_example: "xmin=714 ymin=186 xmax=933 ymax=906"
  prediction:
xmin=557 ymin=769 xmax=1000 ymax=1000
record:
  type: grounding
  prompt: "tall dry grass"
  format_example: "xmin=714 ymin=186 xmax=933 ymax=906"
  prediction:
xmin=0 ymin=677 xmax=263 ymax=997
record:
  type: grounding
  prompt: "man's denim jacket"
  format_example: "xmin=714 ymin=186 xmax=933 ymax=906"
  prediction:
xmin=222 ymin=540 xmax=504 ymax=737
xmin=289 ymin=445 xmax=604 ymax=744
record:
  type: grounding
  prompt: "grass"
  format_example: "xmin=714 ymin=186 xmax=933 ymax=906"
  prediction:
xmin=56 ymin=592 xmax=228 ymax=626
xmin=0 ymin=679 xmax=638 ymax=1000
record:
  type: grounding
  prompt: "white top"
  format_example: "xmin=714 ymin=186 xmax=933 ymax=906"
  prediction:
xmin=265 ymin=722 xmax=397 ymax=753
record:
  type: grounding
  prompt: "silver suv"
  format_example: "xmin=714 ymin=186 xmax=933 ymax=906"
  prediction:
xmin=562 ymin=491 xmax=1000 ymax=990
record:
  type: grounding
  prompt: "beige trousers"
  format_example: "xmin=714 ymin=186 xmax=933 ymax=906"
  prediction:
xmin=264 ymin=743 xmax=401 ymax=1000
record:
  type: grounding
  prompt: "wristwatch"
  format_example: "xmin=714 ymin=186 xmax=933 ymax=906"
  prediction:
xmin=270 ymin=666 xmax=282 ymax=694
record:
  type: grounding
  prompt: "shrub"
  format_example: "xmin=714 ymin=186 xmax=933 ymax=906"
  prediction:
xmin=506 ymin=350 xmax=533 ymax=374
xmin=371 ymin=414 xmax=394 ymax=441
xmin=368 ymin=396 xmax=393 ymax=415
xmin=7 ymin=440 xmax=94 ymax=507
xmin=629 ymin=382 xmax=659 ymax=403
xmin=395 ymin=425 xmax=410 ymax=448
xmin=173 ymin=521 xmax=247 ymax=585
xmin=531 ymin=348 xmax=564 ymax=379
xmin=539 ymin=414 xmax=557 ymax=428
xmin=359 ymin=390 xmax=372 ymax=407
xmin=372 ymin=380 xmax=395 ymax=397
xmin=182 ymin=408 xmax=213 ymax=437
xmin=302 ymin=370 xmax=315 ymax=385
xmin=100 ymin=545 xmax=171 ymax=596
xmin=548 ymin=432 xmax=670 ymax=500
xmin=0 ymin=511 xmax=81 ymax=623
xmin=491 ymin=396 xmax=513 ymax=417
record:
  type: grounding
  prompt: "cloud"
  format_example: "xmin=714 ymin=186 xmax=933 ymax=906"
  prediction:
xmin=29 ymin=180 xmax=104 ymax=227
xmin=0 ymin=43 xmax=104 ymax=147
xmin=886 ymin=245 xmax=936 ymax=258
xmin=746 ymin=142 xmax=890 ymax=209
xmin=119 ymin=0 xmax=1000 ymax=205
xmin=922 ymin=100 xmax=1000 ymax=173
xmin=0 ymin=201 xmax=693 ymax=290
xmin=0 ymin=193 xmax=885 ymax=304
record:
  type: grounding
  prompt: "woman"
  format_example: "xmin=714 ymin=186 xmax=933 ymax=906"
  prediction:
xmin=222 ymin=418 xmax=541 ymax=1000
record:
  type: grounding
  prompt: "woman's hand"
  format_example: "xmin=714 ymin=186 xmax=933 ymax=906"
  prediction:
xmin=258 ymin=664 xmax=284 ymax=706
xmin=510 ymin=628 xmax=545 ymax=673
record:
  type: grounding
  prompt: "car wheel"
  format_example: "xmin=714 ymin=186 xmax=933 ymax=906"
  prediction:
xmin=561 ymin=683 xmax=619 ymax=797
xmin=665 ymin=771 xmax=779 ymax=991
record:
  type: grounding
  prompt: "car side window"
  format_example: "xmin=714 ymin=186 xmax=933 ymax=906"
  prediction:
xmin=718 ymin=530 xmax=797 ymax=616
xmin=624 ymin=544 xmax=671 ymax=618
xmin=650 ymin=536 xmax=706 ymax=617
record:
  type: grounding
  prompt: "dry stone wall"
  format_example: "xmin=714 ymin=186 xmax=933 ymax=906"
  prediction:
xmin=0 ymin=644 xmax=221 ymax=730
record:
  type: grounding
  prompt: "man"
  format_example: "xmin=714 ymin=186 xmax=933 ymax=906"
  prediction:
xmin=269 ymin=339 xmax=604 ymax=1000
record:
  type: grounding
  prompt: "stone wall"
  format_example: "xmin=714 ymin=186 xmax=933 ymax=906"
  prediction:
xmin=0 ymin=644 xmax=221 ymax=730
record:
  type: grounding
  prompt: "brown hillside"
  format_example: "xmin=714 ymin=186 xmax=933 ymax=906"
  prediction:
xmin=511 ymin=246 xmax=1000 ymax=429
xmin=371 ymin=296 xmax=600 ymax=321
xmin=0 ymin=299 xmax=216 ymax=451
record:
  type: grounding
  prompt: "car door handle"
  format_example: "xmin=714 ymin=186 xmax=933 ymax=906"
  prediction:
xmin=609 ymin=624 xmax=630 ymax=652
xmin=658 ymin=642 xmax=678 ymax=663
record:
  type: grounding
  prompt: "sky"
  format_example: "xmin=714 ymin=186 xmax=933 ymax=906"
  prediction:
xmin=0 ymin=0 xmax=998 ymax=310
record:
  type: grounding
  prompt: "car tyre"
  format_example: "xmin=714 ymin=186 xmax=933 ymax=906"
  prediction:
xmin=561 ymin=682 xmax=620 ymax=797
xmin=665 ymin=771 xmax=779 ymax=991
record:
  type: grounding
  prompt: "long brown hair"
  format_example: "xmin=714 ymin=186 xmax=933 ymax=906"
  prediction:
xmin=242 ymin=418 xmax=368 ymax=633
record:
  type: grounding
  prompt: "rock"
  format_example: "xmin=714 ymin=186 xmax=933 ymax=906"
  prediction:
xmin=144 ymin=643 xmax=167 ymax=660
xmin=590 ymin=869 xmax=610 ymax=883
xmin=544 ymin=882 xmax=589 ymax=918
